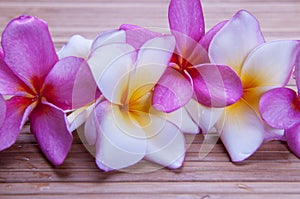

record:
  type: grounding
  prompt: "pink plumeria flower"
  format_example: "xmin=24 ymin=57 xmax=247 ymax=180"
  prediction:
xmin=60 ymin=30 xmax=198 ymax=171
xmin=209 ymin=10 xmax=300 ymax=161
xmin=0 ymin=16 xmax=96 ymax=165
xmin=260 ymin=53 xmax=300 ymax=158
xmin=120 ymin=0 xmax=243 ymax=133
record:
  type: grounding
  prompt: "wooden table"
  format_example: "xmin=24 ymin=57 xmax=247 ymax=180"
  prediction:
xmin=0 ymin=0 xmax=300 ymax=198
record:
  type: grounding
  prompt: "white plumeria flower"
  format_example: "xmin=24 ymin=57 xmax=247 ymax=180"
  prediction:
xmin=209 ymin=10 xmax=300 ymax=162
xmin=61 ymin=30 xmax=200 ymax=171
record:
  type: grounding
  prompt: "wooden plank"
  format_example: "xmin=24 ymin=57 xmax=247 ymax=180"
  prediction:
xmin=1 ymin=182 xmax=300 ymax=194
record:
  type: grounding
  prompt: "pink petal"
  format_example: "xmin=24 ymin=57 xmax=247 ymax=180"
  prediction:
xmin=43 ymin=57 xmax=99 ymax=110
xmin=0 ymin=96 xmax=34 ymax=151
xmin=183 ymin=41 xmax=210 ymax=67
xmin=0 ymin=56 xmax=31 ymax=96
xmin=285 ymin=123 xmax=300 ymax=158
xmin=152 ymin=67 xmax=193 ymax=112
xmin=2 ymin=15 xmax=58 ymax=89
xmin=0 ymin=95 xmax=6 ymax=128
xmin=0 ymin=48 xmax=3 ymax=58
xmin=119 ymin=24 xmax=161 ymax=49
xmin=58 ymin=35 xmax=93 ymax=59
xmin=144 ymin=115 xmax=185 ymax=169
xmin=209 ymin=10 xmax=265 ymax=74
xmin=259 ymin=88 xmax=300 ymax=129
xmin=92 ymin=101 xmax=147 ymax=171
xmin=168 ymin=0 xmax=204 ymax=42
xmin=241 ymin=40 xmax=300 ymax=87
xmin=29 ymin=102 xmax=72 ymax=166
xmin=188 ymin=64 xmax=243 ymax=107
xmin=199 ymin=20 xmax=228 ymax=52
xmin=295 ymin=52 xmax=300 ymax=92
xmin=216 ymin=100 xmax=264 ymax=162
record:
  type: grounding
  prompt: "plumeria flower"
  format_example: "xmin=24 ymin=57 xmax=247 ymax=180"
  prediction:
xmin=60 ymin=30 xmax=199 ymax=170
xmin=208 ymin=10 xmax=300 ymax=161
xmin=259 ymin=53 xmax=300 ymax=158
xmin=121 ymin=0 xmax=243 ymax=134
xmin=85 ymin=35 xmax=187 ymax=171
xmin=0 ymin=16 xmax=96 ymax=165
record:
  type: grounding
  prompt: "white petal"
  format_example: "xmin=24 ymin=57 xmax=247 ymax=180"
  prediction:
xmin=241 ymin=40 xmax=300 ymax=87
xmin=209 ymin=10 xmax=264 ymax=74
xmin=84 ymin=107 xmax=98 ymax=146
xmin=58 ymin=35 xmax=93 ymax=59
xmin=91 ymin=29 xmax=126 ymax=51
xmin=88 ymin=43 xmax=136 ymax=104
xmin=216 ymin=100 xmax=264 ymax=162
xmin=185 ymin=99 xmax=223 ymax=133
xmin=143 ymin=114 xmax=185 ymax=169
xmin=263 ymin=123 xmax=285 ymax=142
xmin=129 ymin=36 xmax=176 ymax=97
xmin=152 ymin=106 xmax=199 ymax=134
xmin=67 ymin=102 xmax=96 ymax=132
xmin=93 ymin=101 xmax=147 ymax=171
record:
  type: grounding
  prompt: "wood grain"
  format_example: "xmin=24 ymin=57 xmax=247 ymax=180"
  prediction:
xmin=0 ymin=0 xmax=300 ymax=198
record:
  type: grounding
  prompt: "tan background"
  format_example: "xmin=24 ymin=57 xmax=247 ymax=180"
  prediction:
xmin=0 ymin=0 xmax=300 ymax=198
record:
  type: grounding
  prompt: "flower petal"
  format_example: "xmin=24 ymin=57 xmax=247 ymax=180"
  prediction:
xmin=216 ymin=100 xmax=264 ymax=162
xmin=58 ymin=35 xmax=93 ymax=59
xmin=199 ymin=20 xmax=228 ymax=52
xmin=119 ymin=24 xmax=161 ymax=49
xmin=183 ymin=41 xmax=210 ymax=67
xmin=209 ymin=10 xmax=264 ymax=74
xmin=295 ymin=52 xmax=300 ymax=92
xmin=91 ymin=29 xmax=126 ymax=51
xmin=188 ymin=64 xmax=243 ymax=107
xmin=0 ymin=56 xmax=31 ymax=96
xmin=2 ymin=15 xmax=58 ymax=88
xmin=93 ymin=101 xmax=147 ymax=171
xmin=185 ymin=99 xmax=223 ymax=133
xmin=285 ymin=123 xmax=300 ymax=158
xmin=242 ymin=86 xmax=274 ymax=114
xmin=168 ymin=0 xmax=204 ymax=42
xmin=129 ymin=36 xmax=176 ymax=97
xmin=151 ymin=105 xmax=199 ymax=134
xmin=29 ymin=102 xmax=72 ymax=166
xmin=68 ymin=100 xmax=99 ymax=132
xmin=0 ymin=96 xmax=34 ymax=151
xmin=259 ymin=88 xmax=300 ymax=129
xmin=264 ymin=124 xmax=285 ymax=142
xmin=84 ymin=106 xmax=98 ymax=146
xmin=88 ymin=43 xmax=136 ymax=104
xmin=43 ymin=57 xmax=99 ymax=110
xmin=144 ymin=115 xmax=186 ymax=169
xmin=241 ymin=40 xmax=300 ymax=87
xmin=152 ymin=67 xmax=193 ymax=112
xmin=0 ymin=95 xmax=6 ymax=127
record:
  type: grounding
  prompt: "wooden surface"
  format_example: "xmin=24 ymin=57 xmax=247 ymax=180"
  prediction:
xmin=0 ymin=0 xmax=300 ymax=198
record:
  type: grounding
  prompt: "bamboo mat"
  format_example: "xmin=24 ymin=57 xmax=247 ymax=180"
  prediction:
xmin=0 ymin=0 xmax=300 ymax=198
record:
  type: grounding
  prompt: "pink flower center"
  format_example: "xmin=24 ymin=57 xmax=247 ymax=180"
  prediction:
xmin=31 ymin=94 xmax=42 ymax=103
xmin=170 ymin=53 xmax=193 ymax=71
